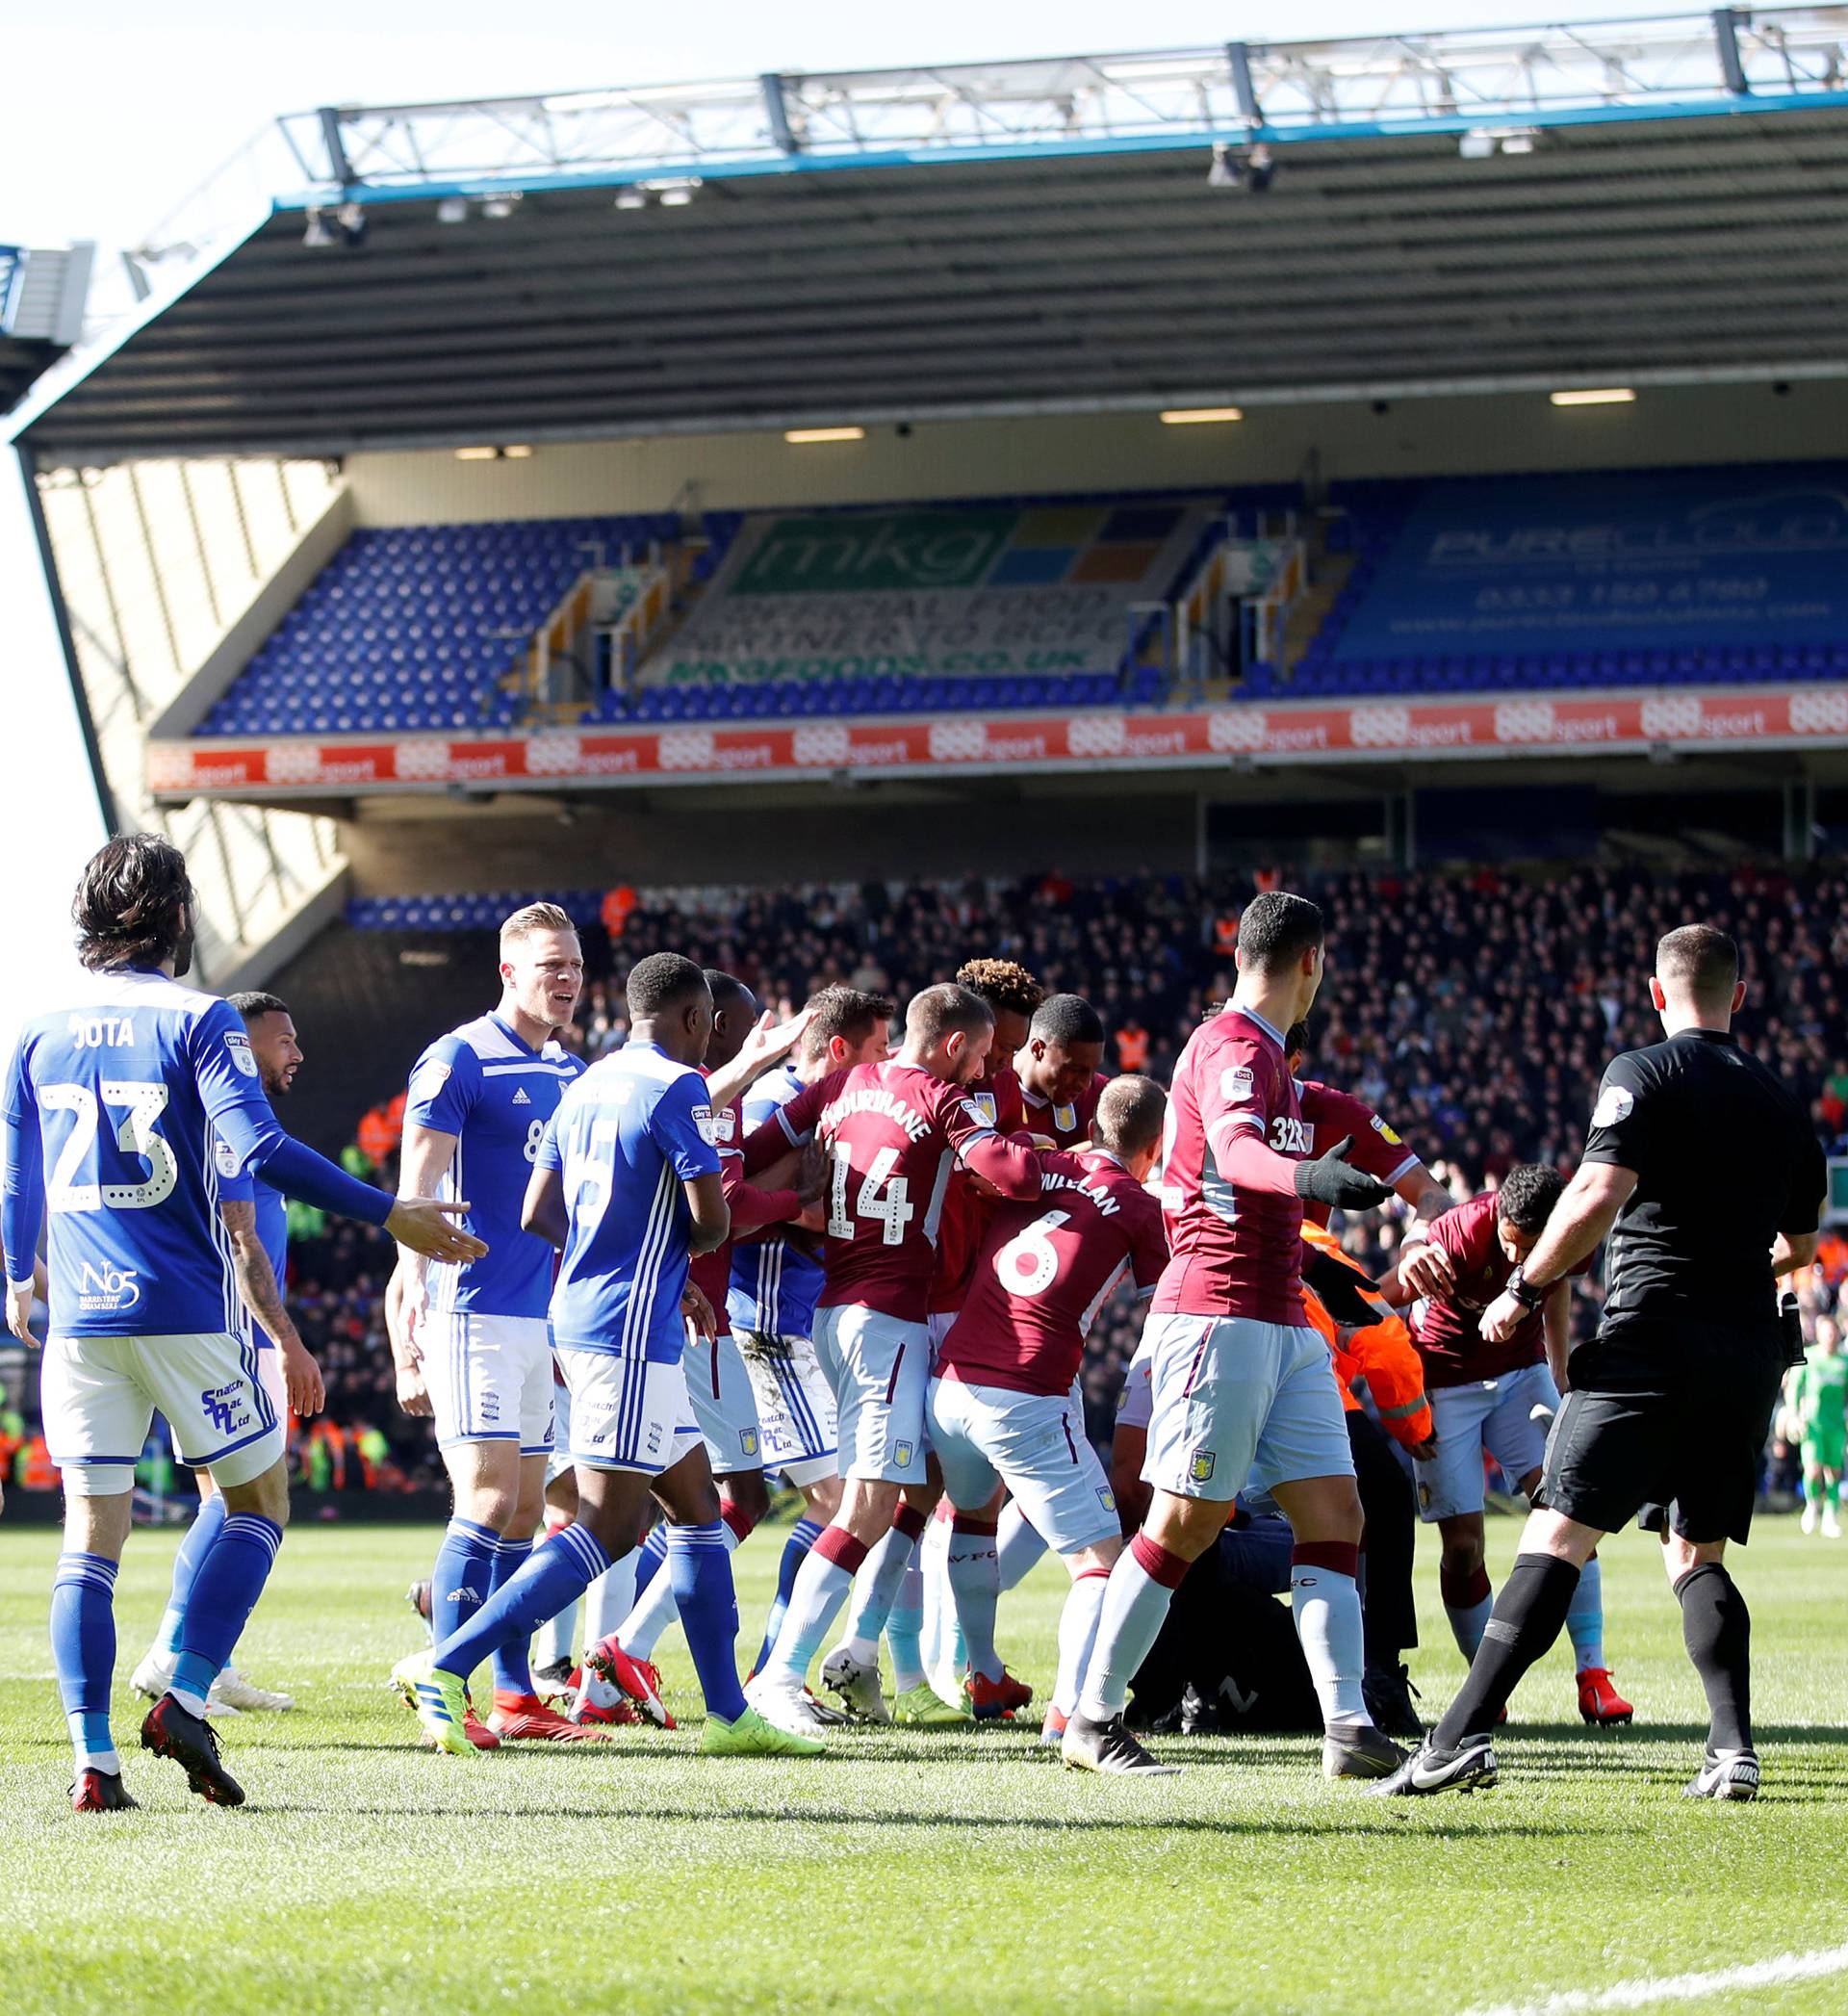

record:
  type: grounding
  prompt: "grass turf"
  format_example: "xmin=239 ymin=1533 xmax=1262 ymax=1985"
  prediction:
xmin=1 ymin=1512 xmax=1844 ymax=2016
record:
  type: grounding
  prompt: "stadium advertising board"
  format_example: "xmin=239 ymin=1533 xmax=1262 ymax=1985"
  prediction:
xmin=655 ymin=503 xmax=1208 ymax=685
xmin=148 ymin=684 xmax=1848 ymax=797
xmin=1334 ymin=468 xmax=1848 ymax=662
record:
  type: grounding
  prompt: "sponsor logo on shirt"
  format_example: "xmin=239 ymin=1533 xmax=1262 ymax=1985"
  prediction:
xmin=1372 ymin=1115 xmax=1403 ymax=1146
xmin=214 ymin=1135 xmax=242 ymax=1179
xmin=1220 ymin=1065 xmax=1255 ymax=1104
xmin=412 ymin=1059 xmax=452 ymax=1099
xmin=1591 ymin=1083 xmax=1634 ymax=1129
xmin=224 ymin=1032 xmax=258 ymax=1078
xmin=710 ymin=1106 xmax=737 ymax=1144
xmin=511 ymin=1088 xmax=531 ymax=1107
xmin=77 ymin=1261 xmax=141 ymax=1313
xmin=691 ymin=1102 xmax=718 ymax=1146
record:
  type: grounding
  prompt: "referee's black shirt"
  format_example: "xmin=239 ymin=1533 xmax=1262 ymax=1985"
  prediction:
xmin=1581 ymin=1027 xmax=1825 ymax=1333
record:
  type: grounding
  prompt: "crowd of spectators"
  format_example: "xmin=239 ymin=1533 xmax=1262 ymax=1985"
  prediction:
xmin=12 ymin=860 xmax=1845 ymax=1487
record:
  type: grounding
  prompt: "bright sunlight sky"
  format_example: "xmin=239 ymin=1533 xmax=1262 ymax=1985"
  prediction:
xmin=0 ymin=0 xmax=1623 ymax=1038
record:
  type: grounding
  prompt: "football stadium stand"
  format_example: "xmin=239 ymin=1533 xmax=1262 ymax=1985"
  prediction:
xmin=198 ymin=514 xmax=678 ymax=736
xmin=185 ymin=468 xmax=1848 ymax=743
xmin=1277 ymin=466 xmax=1848 ymax=699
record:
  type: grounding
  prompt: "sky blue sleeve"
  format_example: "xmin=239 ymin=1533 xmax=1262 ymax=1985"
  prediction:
xmin=213 ymin=1126 xmax=256 ymax=1203
xmin=654 ymin=1073 xmax=724 ymax=1183
xmin=2 ymin=1040 xmax=42 ymax=1288
xmin=535 ymin=1109 xmax=564 ymax=1174
xmin=404 ymin=1037 xmax=480 ymax=1136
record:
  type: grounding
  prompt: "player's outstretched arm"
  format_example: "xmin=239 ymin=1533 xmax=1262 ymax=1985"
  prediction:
xmin=221 ymin=1198 xmax=325 ymax=1417
xmin=956 ymin=1128 xmax=1043 ymax=1201
xmin=706 ymin=1007 xmax=812 ymax=1113
xmin=1394 ymin=1167 xmax=1458 ymax=1297
xmin=1292 ymin=1134 xmax=1397 ymax=1213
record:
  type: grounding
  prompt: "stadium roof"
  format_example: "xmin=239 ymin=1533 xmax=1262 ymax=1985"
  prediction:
xmin=12 ymin=8 xmax=1848 ymax=464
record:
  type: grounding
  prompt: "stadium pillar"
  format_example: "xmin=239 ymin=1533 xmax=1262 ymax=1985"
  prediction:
xmin=1783 ymin=776 xmax=1816 ymax=861
xmin=1385 ymin=788 xmax=1416 ymax=871
xmin=1711 ymin=9 xmax=1750 ymax=96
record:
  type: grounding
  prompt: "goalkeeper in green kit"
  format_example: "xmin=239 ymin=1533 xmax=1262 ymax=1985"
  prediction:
xmin=1794 ymin=1314 xmax=1846 ymax=1538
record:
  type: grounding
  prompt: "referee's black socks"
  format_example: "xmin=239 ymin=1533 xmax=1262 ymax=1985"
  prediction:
xmin=1675 ymin=1561 xmax=1752 ymax=1754
xmin=1432 ymin=1553 xmax=1580 ymax=1750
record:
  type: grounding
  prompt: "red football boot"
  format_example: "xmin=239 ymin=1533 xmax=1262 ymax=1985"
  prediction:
xmin=964 ymin=1669 xmax=1034 ymax=1720
xmin=1578 ymin=1667 xmax=1634 ymax=1725
xmin=488 ymin=1691 xmax=611 ymax=1742
xmin=71 ymin=1768 xmax=139 ymax=1813
xmin=459 ymin=1706 xmax=501 ymax=1750
xmin=570 ymin=1693 xmax=640 ymax=1728
xmin=582 ymin=1637 xmax=675 ymax=1729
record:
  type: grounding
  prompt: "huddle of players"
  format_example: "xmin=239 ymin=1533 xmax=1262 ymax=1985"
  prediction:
xmin=383 ymin=885 xmax=1630 ymax=1784
xmin=11 ymin=837 xmax=1809 ymax=1815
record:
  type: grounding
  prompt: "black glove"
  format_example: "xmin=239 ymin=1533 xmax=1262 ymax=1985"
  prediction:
xmin=1292 ymin=1134 xmax=1395 ymax=1213
xmin=1300 ymin=1245 xmax=1379 ymax=1329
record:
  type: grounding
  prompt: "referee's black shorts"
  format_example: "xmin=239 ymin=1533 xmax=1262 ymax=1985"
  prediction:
xmin=1535 ymin=1319 xmax=1785 ymax=1545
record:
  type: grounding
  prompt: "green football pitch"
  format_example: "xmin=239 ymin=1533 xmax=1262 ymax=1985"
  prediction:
xmin=1 ymin=1513 xmax=1844 ymax=2016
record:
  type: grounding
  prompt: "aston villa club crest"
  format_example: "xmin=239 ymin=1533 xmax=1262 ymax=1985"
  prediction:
xmin=893 ymin=1440 xmax=916 ymax=1468
xmin=739 ymin=1427 xmax=759 ymax=1458
xmin=1189 ymin=1448 xmax=1216 ymax=1484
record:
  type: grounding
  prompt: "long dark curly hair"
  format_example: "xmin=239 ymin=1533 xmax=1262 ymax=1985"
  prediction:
xmin=73 ymin=833 xmax=194 ymax=973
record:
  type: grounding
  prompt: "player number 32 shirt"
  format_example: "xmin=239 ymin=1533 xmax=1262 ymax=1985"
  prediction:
xmin=1151 ymin=1004 xmax=1308 ymax=1328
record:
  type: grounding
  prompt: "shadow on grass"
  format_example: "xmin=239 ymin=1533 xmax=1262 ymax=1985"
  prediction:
xmin=1490 ymin=1719 xmax=1848 ymax=1745
xmin=262 ymin=1798 xmax=1591 ymax=1838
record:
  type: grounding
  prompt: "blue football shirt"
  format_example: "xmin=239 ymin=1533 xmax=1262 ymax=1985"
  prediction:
xmin=727 ymin=1061 xmax=826 ymax=1340
xmin=3 ymin=969 xmax=286 ymax=1338
xmin=403 ymin=1012 xmax=584 ymax=1322
xmin=539 ymin=1042 xmax=721 ymax=1360
xmin=215 ymin=1150 xmax=288 ymax=1350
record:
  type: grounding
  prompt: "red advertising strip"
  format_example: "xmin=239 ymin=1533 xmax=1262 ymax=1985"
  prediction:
xmin=145 ymin=687 xmax=1848 ymax=798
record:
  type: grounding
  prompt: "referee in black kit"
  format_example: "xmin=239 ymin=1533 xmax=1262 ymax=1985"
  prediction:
xmin=1379 ymin=924 xmax=1826 ymax=1803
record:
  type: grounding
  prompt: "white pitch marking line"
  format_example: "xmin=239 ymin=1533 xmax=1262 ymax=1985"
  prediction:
xmin=1459 ymin=1943 xmax=1848 ymax=2016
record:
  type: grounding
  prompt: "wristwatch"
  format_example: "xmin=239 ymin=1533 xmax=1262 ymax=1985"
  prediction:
xmin=1506 ymin=1264 xmax=1546 ymax=1310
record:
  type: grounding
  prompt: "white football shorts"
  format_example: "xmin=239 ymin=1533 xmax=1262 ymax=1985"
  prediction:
xmin=927 ymin=1375 xmax=1118 ymax=1556
xmin=1142 ymin=1313 xmax=1354 ymax=1501
xmin=813 ymin=1304 xmax=930 ymax=1485
xmin=1413 ymin=1360 xmax=1560 ymax=1522
xmin=735 ymin=1330 xmax=838 ymax=1489
xmin=556 ymin=1344 xmax=703 ymax=1478
xmin=423 ymin=1308 xmax=555 ymax=1457
xmin=682 ymin=1326 xmax=769 ymax=1478
xmin=42 ymin=1330 xmax=283 ymax=1496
